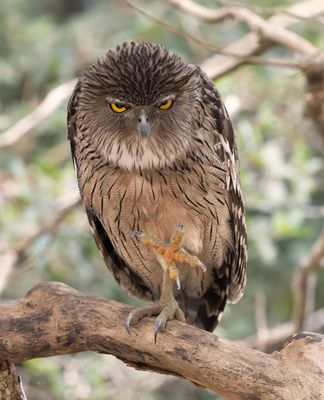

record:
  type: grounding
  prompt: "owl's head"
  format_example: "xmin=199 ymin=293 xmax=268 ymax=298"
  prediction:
xmin=78 ymin=42 xmax=203 ymax=170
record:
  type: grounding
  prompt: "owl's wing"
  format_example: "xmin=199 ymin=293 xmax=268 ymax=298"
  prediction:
xmin=206 ymin=78 xmax=248 ymax=303
xmin=67 ymin=80 xmax=152 ymax=301
xmin=189 ymin=75 xmax=247 ymax=331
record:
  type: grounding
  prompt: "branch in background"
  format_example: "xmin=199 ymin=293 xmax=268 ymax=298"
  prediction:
xmin=199 ymin=0 xmax=324 ymax=79
xmin=15 ymin=190 xmax=80 ymax=259
xmin=168 ymin=0 xmax=316 ymax=55
xmin=292 ymin=229 xmax=324 ymax=331
xmin=0 ymin=80 xmax=76 ymax=149
xmin=245 ymin=306 xmax=324 ymax=353
xmin=0 ymin=282 xmax=324 ymax=399
xmin=0 ymin=190 xmax=80 ymax=294
xmin=0 ymin=360 xmax=27 ymax=400
xmin=2 ymin=1 xmax=322 ymax=153
xmin=123 ymin=0 xmax=300 ymax=69
xmin=303 ymin=53 xmax=324 ymax=146
xmin=254 ymin=289 xmax=269 ymax=342
xmin=212 ymin=0 xmax=324 ymax=22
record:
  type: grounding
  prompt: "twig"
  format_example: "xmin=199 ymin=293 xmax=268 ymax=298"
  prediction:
xmin=0 ymin=282 xmax=324 ymax=399
xmin=0 ymin=80 xmax=77 ymax=149
xmin=168 ymin=0 xmax=316 ymax=56
xmin=0 ymin=190 xmax=80 ymax=293
xmin=15 ymin=190 xmax=80 ymax=258
xmin=292 ymin=229 xmax=324 ymax=331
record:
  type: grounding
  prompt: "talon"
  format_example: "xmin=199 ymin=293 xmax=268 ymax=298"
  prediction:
xmin=198 ymin=261 xmax=207 ymax=272
xmin=154 ymin=320 xmax=162 ymax=343
xmin=176 ymin=276 xmax=181 ymax=290
xmin=125 ymin=314 xmax=133 ymax=334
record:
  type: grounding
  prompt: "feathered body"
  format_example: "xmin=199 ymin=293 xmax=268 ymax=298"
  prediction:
xmin=68 ymin=42 xmax=247 ymax=331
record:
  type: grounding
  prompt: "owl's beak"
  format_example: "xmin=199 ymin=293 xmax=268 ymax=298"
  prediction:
xmin=138 ymin=112 xmax=150 ymax=139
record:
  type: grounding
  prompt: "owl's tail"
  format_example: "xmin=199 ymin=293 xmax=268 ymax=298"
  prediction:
xmin=176 ymin=290 xmax=228 ymax=332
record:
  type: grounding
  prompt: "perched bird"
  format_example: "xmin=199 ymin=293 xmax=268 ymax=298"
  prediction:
xmin=67 ymin=42 xmax=247 ymax=337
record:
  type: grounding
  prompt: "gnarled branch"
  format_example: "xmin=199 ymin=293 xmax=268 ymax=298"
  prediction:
xmin=0 ymin=282 xmax=323 ymax=400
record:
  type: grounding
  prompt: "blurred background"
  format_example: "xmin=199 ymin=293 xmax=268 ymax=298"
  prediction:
xmin=0 ymin=0 xmax=323 ymax=399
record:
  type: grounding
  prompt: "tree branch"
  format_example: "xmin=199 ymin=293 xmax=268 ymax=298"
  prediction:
xmin=0 ymin=282 xmax=323 ymax=399
xmin=0 ymin=360 xmax=27 ymax=400
xmin=245 ymin=306 xmax=324 ymax=352
xmin=14 ymin=190 xmax=80 ymax=259
xmin=168 ymin=0 xmax=316 ymax=56
xmin=292 ymin=229 xmax=324 ymax=331
xmin=0 ymin=80 xmax=76 ymax=149
xmin=303 ymin=53 xmax=324 ymax=146
xmin=199 ymin=0 xmax=324 ymax=79
xmin=123 ymin=0 xmax=301 ymax=69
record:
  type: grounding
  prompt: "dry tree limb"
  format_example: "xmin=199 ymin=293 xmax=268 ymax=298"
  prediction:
xmin=0 ymin=80 xmax=76 ymax=149
xmin=199 ymin=0 xmax=324 ymax=79
xmin=303 ymin=53 xmax=324 ymax=145
xmin=0 ymin=190 xmax=80 ymax=294
xmin=14 ymin=190 xmax=80 ymax=259
xmin=212 ymin=0 xmax=324 ymax=22
xmin=168 ymin=0 xmax=316 ymax=56
xmin=0 ymin=282 xmax=324 ymax=400
xmin=292 ymin=229 xmax=324 ymax=332
xmin=123 ymin=0 xmax=300 ymax=69
xmin=0 ymin=360 xmax=27 ymax=400
xmin=245 ymin=306 xmax=324 ymax=353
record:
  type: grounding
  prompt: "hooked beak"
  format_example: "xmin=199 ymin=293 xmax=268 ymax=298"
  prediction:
xmin=138 ymin=112 xmax=150 ymax=138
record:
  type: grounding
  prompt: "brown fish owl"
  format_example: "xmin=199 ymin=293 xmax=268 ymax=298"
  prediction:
xmin=67 ymin=42 xmax=247 ymax=337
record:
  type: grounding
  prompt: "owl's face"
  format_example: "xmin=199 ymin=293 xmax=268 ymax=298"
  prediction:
xmin=78 ymin=42 xmax=202 ymax=170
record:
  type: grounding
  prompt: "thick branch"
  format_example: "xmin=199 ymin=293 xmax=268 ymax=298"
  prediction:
xmin=0 ymin=282 xmax=323 ymax=400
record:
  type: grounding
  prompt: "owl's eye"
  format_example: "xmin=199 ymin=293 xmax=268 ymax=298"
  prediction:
xmin=159 ymin=98 xmax=173 ymax=110
xmin=110 ymin=103 xmax=127 ymax=113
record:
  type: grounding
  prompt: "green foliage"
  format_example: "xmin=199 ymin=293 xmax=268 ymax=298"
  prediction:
xmin=0 ymin=0 xmax=323 ymax=399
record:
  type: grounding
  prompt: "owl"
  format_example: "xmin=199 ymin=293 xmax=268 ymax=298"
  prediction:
xmin=67 ymin=42 xmax=247 ymax=337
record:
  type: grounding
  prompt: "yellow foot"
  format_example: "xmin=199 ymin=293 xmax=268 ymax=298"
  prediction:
xmin=125 ymin=298 xmax=185 ymax=342
xmin=132 ymin=223 xmax=206 ymax=289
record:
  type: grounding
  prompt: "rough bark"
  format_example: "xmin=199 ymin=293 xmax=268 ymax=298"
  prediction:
xmin=0 ymin=361 xmax=26 ymax=400
xmin=0 ymin=282 xmax=323 ymax=400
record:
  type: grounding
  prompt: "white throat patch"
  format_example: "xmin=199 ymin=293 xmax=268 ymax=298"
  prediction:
xmin=103 ymin=140 xmax=177 ymax=170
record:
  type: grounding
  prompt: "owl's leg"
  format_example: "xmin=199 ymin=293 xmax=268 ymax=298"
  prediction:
xmin=125 ymin=265 xmax=185 ymax=341
xmin=126 ymin=223 xmax=206 ymax=340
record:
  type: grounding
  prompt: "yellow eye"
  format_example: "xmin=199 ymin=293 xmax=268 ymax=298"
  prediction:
xmin=159 ymin=98 xmax=173 ymax=110
xmin=110 ymin=103 xmax=127 ymax=113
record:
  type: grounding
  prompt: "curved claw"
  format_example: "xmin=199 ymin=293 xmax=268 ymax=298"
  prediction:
xmin=125 ymin=314 xmax=133 ymax=335
xmin=176 ymin=276 xmax=181 ymax=290
xmin=198 ymin=261 xmax=207 ymax=272
xmin=154 ymin=320 xmax=162 ymax=343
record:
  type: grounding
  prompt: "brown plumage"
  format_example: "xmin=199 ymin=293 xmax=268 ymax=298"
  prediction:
xmin=67 ymin=42 xmax=247 ymax=332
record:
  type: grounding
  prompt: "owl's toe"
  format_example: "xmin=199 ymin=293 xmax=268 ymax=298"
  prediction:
xmin=125 ymin=303 xmax=162 ymax=335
